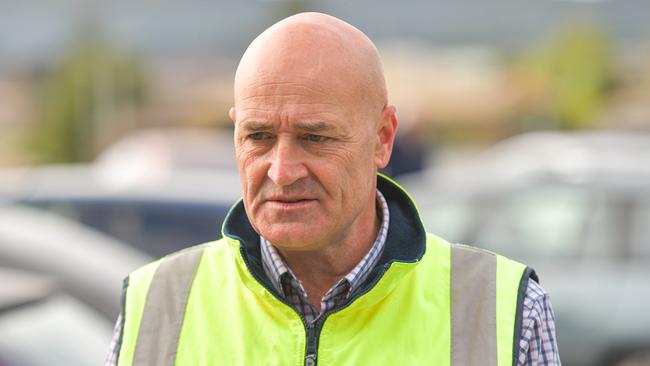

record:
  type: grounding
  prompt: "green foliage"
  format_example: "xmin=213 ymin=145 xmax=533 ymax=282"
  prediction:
xmin=521 ymin=23 xmax=613 ymax=130
xmin=28 ymin=33 xmax=148 ymax=163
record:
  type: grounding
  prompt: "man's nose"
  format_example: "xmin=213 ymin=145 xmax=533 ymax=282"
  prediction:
xmin=267 ymin=139 xmax=308 ymax=186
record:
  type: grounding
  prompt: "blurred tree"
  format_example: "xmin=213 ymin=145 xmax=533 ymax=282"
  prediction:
xmin=28 ymin=29 xmax=148 ymax=163
xmin=518 ymin=23 xmax=614 ymax=130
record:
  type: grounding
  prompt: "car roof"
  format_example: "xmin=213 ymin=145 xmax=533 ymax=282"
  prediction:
xmin=403 ymin=131 xmax=650 ymax=198
xmin=95 ymin=127 xmax=237 ymax=172
xmin=0 ymin=164 xmax=242 ymax=204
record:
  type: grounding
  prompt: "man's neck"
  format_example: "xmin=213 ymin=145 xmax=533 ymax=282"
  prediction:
xmin=275 ymin=201 xmax=381 ymax=309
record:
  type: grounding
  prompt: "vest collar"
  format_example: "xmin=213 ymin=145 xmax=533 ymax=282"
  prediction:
xmin=222 ymin=174 xmax=427 ymax=296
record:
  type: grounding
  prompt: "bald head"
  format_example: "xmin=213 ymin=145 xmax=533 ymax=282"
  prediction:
xmin=231 ymin=13 xmax=398 ymax=252
xmin=233 ymin=12 xmax=387 ymax=114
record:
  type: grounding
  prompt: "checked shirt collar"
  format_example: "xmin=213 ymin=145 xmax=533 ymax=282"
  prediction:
xmin=260 ymin=190 xmax=390 ymax=324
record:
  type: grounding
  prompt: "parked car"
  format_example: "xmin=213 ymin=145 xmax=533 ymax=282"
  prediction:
xmin=0 ymin=267 xmax=112 ymax=366
xmin=0 ymin=205 xmax=152 ymax=365
xmin=0 ymin=164 xmax=241 ymax=258
xmin=0 ymin=204 xmax=151 ymax=320
xmin=95 ymin=127 xmax=237 ymax=172
xmin=402 ymin=131 xmax=650 ymax=366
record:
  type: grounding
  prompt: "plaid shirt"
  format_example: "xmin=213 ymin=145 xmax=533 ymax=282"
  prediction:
xmin=106 ymin=189 xmax=560 ymax=365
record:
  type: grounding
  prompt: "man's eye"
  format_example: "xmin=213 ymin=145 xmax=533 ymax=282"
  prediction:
xmin=249 ymin=132 xmax=268 ymax=140
xmin=306 ymin=134 xmax=327 ymax=143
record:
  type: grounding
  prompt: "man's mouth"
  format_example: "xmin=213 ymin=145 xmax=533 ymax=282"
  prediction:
xmin=276 ymin=198 xmax=306 ymax=203
xmin=266 ymin=196 xmax=317 ymax=208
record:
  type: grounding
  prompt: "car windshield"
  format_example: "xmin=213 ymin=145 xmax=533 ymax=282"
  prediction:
xmin=422 ymin=183 xmax=639 ymax=262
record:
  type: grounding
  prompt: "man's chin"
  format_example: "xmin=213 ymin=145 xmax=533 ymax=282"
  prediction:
xmin=258 ymin=224 xmax=325 ymax=250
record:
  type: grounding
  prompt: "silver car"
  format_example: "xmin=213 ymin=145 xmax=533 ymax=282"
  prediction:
xmin=0 ymin=267 xmax=113 ymax=366
xmin=0 ymin=164 xmax=241 ymax=258
xmin=0 ymin=205 xmax=152 ymax=364
xmin=0 ymin=204 xmax=152 ymax=319
xmin=403 ymin=131 xmax=650 ymax=366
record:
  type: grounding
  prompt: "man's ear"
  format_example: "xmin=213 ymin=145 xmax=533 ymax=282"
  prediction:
xmin=229 ymin=107 xmax=237 ymax=123
xmin=374 ymin=105 xmax=398 ymax=169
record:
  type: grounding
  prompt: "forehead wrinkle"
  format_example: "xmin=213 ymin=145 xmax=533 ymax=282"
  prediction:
xmin=237 ymin=85 xmax=342 ymax=111
xmin=239 ymin=79 xmax=332 ymax=101
xmin=248 ymin=78 xmax=330 ymax=91
xmin=238 ymin=94 xmax=337 ymax=105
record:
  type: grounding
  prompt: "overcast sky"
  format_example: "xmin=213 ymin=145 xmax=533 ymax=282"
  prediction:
xmin=1 ymin=0 xmax=649 ymax=67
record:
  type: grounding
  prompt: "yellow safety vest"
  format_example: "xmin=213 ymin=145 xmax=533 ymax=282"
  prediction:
xmin=117 ymin=175 xmax=535 ymax=366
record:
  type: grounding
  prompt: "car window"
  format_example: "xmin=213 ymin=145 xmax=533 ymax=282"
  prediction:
xmin=422 ymin=184 xmax=622 ymax=262
xmin=23 ymin=199 xmax=230 ymax=258
xmin=476 ymin=185 xmax=614 ymax=261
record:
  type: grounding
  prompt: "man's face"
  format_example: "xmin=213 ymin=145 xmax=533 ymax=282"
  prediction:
xmin=232 ymin=76 xmax=381 ymax=250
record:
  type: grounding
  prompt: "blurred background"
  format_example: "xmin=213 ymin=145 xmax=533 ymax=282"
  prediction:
xmin=1 ymin=0 xmax=649 ymax=365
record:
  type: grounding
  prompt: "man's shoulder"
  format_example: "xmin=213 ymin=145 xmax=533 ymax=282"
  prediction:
xmin=423 ymin=232 xmax=533 ymax=279
xmin=423 ymin=232 xmax=500 ymax=258
xmin=523 ymin=278 xmax=549 ymax=306
xmin=426 ymin=233 xmax=528 ymax=263
xmin=164 ymin=238 xmax=230 ymax=261
xmin=128 ymin=238 xmax=231 ymax=280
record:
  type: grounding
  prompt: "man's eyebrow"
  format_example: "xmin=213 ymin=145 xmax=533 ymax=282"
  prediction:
xmin=239 ymin=120 xmax=273 ymax=131
xmin=239 ymin=120 xmax=339 ymax=133
xmin=295 ymin=121 xmax=337 ymax=133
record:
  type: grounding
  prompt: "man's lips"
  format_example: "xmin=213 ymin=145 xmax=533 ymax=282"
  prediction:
xmin=264 ymin=196 xmax=317 ymax=208
xmin=266 ymin=195 xmax=315 ymax=202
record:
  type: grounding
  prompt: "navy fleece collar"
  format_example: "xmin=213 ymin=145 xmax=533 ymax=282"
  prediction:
xmin=222 ymin=174 xmax=427 ymax=293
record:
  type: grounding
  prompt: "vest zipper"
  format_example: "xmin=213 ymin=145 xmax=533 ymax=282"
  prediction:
xmin=239 ymin=245 xmax=394 ymax=366
xmin=301 ymin=263 xmax=392 ymax=366
xmin=238 ymin=246 xmax=319 ymax=365
xmin=305 ymin=325 xmax=317 ymax=366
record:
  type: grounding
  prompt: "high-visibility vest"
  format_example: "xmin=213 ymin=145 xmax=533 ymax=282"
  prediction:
xmin=117 ymin=175 xmax=535 ymax=366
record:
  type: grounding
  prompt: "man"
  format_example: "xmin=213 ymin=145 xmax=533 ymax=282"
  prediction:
xmin=107 ymin=12 xmax=560 ymax=366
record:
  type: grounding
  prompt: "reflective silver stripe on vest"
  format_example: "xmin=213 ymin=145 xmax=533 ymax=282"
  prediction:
xmin=451 ymin=244 xmax=498 ymax=366
xmin=133 ymin=247 xmax=205 ymax=366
